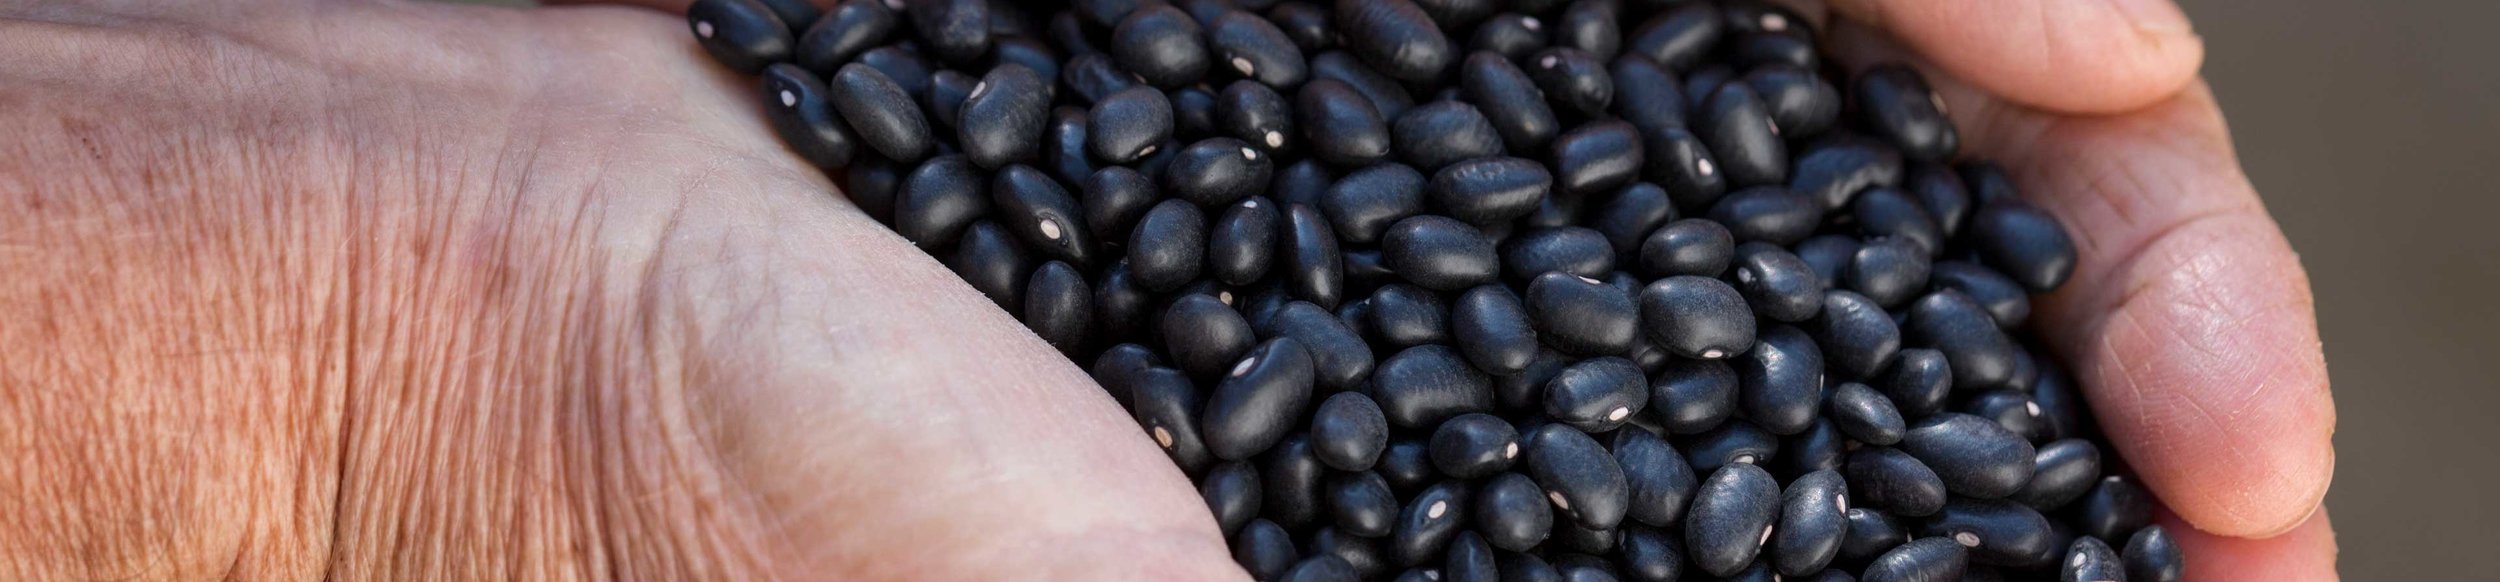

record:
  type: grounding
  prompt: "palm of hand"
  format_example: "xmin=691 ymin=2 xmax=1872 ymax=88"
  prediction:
xmin=0 ymin=0 xmax=2331 ymax=580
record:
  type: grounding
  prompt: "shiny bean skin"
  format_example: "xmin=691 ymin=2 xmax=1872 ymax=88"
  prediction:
xmin=1848 ymin=237 xmax=1933 ymax=309
xmin=1310 ymin=51 xmax=1417 ymax=120
xmin=1312 ymin=392 xmax=1392 ymax=471
xmin=993 ymin=165 xmax=1096 ymax=266
xmin=1165 ymin=137 xmax=1276 ymax=207
xmin=1549 ymin=120 xmax=1645 ymax=198
xmin=1462 ymin=52 xmax=1562 ymax=153
xmin=1284 ymin=204 xmax=1348 ymax=308
xmin=1476 ymin=472 xmax=1557 ymax=552
xmin=1900 ymin=413 xmax=2037 ymax=499
xmin=1609 ymin=427 xmax=1698 ymax=528
xmin=1324 ymin=163 xmax=1429 ymax=244
xmin=1444 ymin=531 xmax=1500 ymax=582
xmin=1525 ymin=272 xmax=1641 ymax=356
xmin=1919 ymin=497 xmax=2055 ymax=567
xmin=1395 ymin=101 xmax=1506 ymax=172
xmin=1969 ymin=199 xmax=2081 ymax=293
xmin=1731 ymin=242 xmax=1826 ymax=323
xmin=1450 ymin=285 xmax=1539 ymax=375
xmin=1337 ymin=0 xmax=1458 ymax=83
xmin=1129 ymin=199 xmax=1209 ymax=291
xmin=1684 ymin=463 xmax=1780 ymax=577
xmin=1735 ymin=325 xmax=1825 ymax=435
xmin=1391 ymin=481 xmax=1475 ymax=566
xmin=1591 ymin=182 xmax=1678 ymax=258
xmin=688 ymin=0 xmax=795 ymax=74
xmin=1808 ymin=289 xmax=1904 ymax=380
xmin=760 ymin=65 xmax=858 ymax=173
xmin=1861 ymin=537 xmax=1969 ymax=582
xmin=1203 ymin=461 xmax=1264 ymax=535
xmin=2123 ymin=526 xmax=2185 ymax=582
xmin=1637 ymin=219 xmax=1734 ymax=279
xmin=1299 ymin=79 xmax=1397 ymax=166
xmin=1432 ymin=157 xmax=1554 ymax=226
xmin=2070 ymin=476 xmax=2155 ymax=543
xmin=1789 ymin=135 xmax=1905 ymax=212
xmin=1236 ymin=518 xmax=1302 ymax=579
xmin=1884 ymin=348 xmax=1956 ymax=418
xmin=1264 ymin=434 xmax=1330 ymax=527
xmin=1130 ymin=367 xmax=1215 ymax=476
xmin=1282 ymin=554 xmax=1362 ymax=582
xmin=1826 ymin=382 xmax=1907 ymax=446
xmin=1379 ymin=439 xmax=1438 ymax=493
xmin=1697 ymin=83 xmax=1789 ymax=188
xmin=830 ymin=63 xmax=934 ymax=162
xmin=1904 ymin=289 xmax=2020 ymax=390
xmin=1683 ymin=419 xmax=1778 ymax=475
xmin=1372 ymin=344 xmax=1497 ymax=429
xmin=1088 ymin=86 xmax=1174 ymax=163
xmin=794 ymin=0 xmax=896 ymax=72
xmin=1385 ymin=216 xmax=1503 ymax=290
xmin=1854 ymin=64 xmax=1958 ymax=162
xmin=1708 ymin=186 xmax=1823 ymax=246
xmin=1023 ymin=261 xmax=1092 ymax=355
xmin=1853 ymin=187 xmax=1945 ymax=258
xmin=1847 ymin=446 xmax=1948 ymax=517
xmin=1209 ymin=10 xmax=1309 ymax=88
xmin=1625 ymin=3 xmax=1721 ymax=71
xmin=1639 ymin=275 xmax=1756 ymax=360
xmin=1776 ymin=417 xmax=1850 ymax=478
xmin=950 ymin=221 xmax=1033 ymax=313
xmin=1327 ymin=471 xmax=1401 ymax=537
xmin=1112 ymin=6 xmax=1209 ymax=88
xmin=1504 ymin=227 xmax=1616 ymax=282
xmin=1544 ymin=357 xmax=1649 ymax=432
xmin=1650 ymin=358 xmax=1738 ymax=434
xmin=1616 ymin=525 xmax=1688 ymax=582
xmin=1369 ymin=284 xmax=1453 ymax=348
xmin=1840 ymin=508 xmax=1910 ymax=565
xmin=1773 ymin=470 xmax=1850 ymax=576
xmin=1529 ymin=47 xmax=1615 ymax=118
xmin=1743 ymin=63 xmax=1841 ymax=138
xmin=1525 ymin=424 xmax=1634 ymax=530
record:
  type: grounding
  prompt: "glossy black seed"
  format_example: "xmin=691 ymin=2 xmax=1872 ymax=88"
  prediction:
xmin=1617 ymin=526 xmax=1688 ymax=582
xmin=1685 ymin=463 xmax=1780 ymax=577
xmin=855 ymin=45 xmax=931 ymax=96
xmin=1264 ymin=434 xmax=1330 ymax=527
xmin=1171 ymin=85 xmax=1220 ymax=137
xmin=1262 ymin=302 xmax=1371 ymax=390
xmin=1218 ymin=81 xmax=1297 ymax=153
xmin=688 ymin=0 xmax=795 ymax=74
xmin=2029 ymin=361 xmax=2089 ymax=442
xmin=1499 ymin=553 xmax=1566 ymax=582
xmin=1203 ymin=460 xmax=1265 ymax=535
xmin=1847 ymin=446 xmax=1947 ymax=517
xmin=1775 ymin=417 xmax=1849 ymax=478
xmin=1369 ymin=284 xmax=1452 ymax=348
xmin=1043 ymin=107 xmax=1097 ymax=184
xmin=1525 ymin=272 xmax=1640 ymax=356
xmin=1200 ymin=198 xmax=1281 ymax=285
xmin=1637 ymin=275 xmax=1754 ymax=361
xmin=1283 ymin=204 xmax=1349 ymax=309
xmin=1491 ymin=348 xmax=1567 ymax=411
xmin=1549 ymin=120 xmax=1643 ymax=198
xmin=1528 ymin=47 xmax=1613 ymax=117
xmin=1467 ymin=12 xmax=1544 ymax=62
xmin=1299 ymin=79 xmax=1396 ymax=166
xmin=1683 ymin=419 xmax=1778 ymax=475
xmin=1503 ymin=227 xmax=1615 ymax=282
xmin=1111 ymin=6 xmax=1209 ymax=88
xmin=2011 ymin=439 xmax=2102 ymax=512
xmin=1904 ymin=289 xmax=2020 ymax=390
xmin=1788 ymin=135 xmax=1906 ymax=212
xmin=955 ymin=65 xmax=1050 ymax=168
xmin=1698 ymin=82 xmax=1788 ymax=187
xmin=1088 ymin=86 xmax=1174 ymax=163
xmin=2123 ymin=526 xmax=2185 ymax=582
xmin=1629 ymin=220 xmax=1727 ymax=279
xmin=1376 ymin=439 xmax=1437 ymax=493
xmin=1632 ymin=129 xmax=1722 ymax=214
xmin=905 ymin=0 xmax=989 ymax=64
xmin=950 ymin=221 xmax=1032 ymax=313
xmin=1476 ymin=472 xmax=1555 ymax=552
xmin=1855 ymin=64 xmax=1959 ymax=162
xmin=987 ymin=165 xmax=1091 ymax=266
xmin=1648 ymin=358 xmax=1736 ymax=434
xmin=1786 ymin=237 xmax=1849 ymax=289
xmin=1389 ymin=102 xmax=1505 ymax=172
xmin=1588 ymin=183 xmax=1676 ymax=258
xmin=1131 ymin=367 xmax=1213 ymax=474
xmin=1743 ymin=64 xmax=1840 ymax=138
xmin=1166 ymin=138 xmax=1275 ymax=207
xmin=1861 ymin=537 xmax=1969 ymax=582
xmin=1283 ymin=554 xmax=1362 ymax=582
xmin=1901 ymin=413 xmax=2036 ymax=499
xmin=1552 ymin=523 xmax=1619 ymax=556
xmin=1825 ymin=381 xmax=1907 ymax=445
xmin=760 ymin=64 xmax=858 ymax=173
xmin=1325 ymin=471 xmax=1400 ymax=537
xmin=1303 ymin=393 xmax=1388 ymax=472
xmin=1883 ymin=348 xmax=1955 ymax=418
xmin=1415 ymin=413 xmax=1511 ymax=479
xmin=1959 ymin=389 xmax=2043 ymax=442
xmin=923 ymin=70 xmax=977 ymax=136
xmin=1160 ymin=291 xmax=1255 ymax=378
xmin=1723 ymin=30 xmax=1813 ymax=70
xmin=1834 ymin=511 xmax=1905 ymax=571
xmin=1730 ymin=324 xmax=1822 ymax=434
xmin=1310 ymin=51 xmax=1416 ymax=119
xmin=1543 ymin=358 xmax=1647 ymax=432
xmin=1929 ymin=261 xmax=2031 ymax=330
xmin=1459 ymin=53 xmax=1560 ymax=154
xmin=1372 ymin=345 xmax=1496 ymax=428
xmin=1626 ymin=3 xmax=1721 ymax=71
xmin=1275 ymin=159 xmax=1337 ymax=207
xmin=1960 ymin=161 xmax=2021 ymax=205
xmin=1554 ymin=0 xmax=1620 ymax=57
xmin=1524 ymin=424 xmax=1632 ymax=530
xmin=1605 ymin=427 xmax=1697 ymax=528
xmin=1345 ymin=249 xmax=1399 ymax=291
xmin=1092 ymin=261 xmax=1153 ymax=342
xmin=1234 ymin=518 xmax=1302 ymax=579
xmin=1849 ymin=237 xmax=1933 ymax=309
xmin=844 ymin=154 xmax=903 ymax=223
xmin=1062 ymin=53 xmax=1140 ymax=105
xmin=1088 ymin=343 xmax=1161 ymax=407
xmin=1390 ymin=480 xmax=1474 ymax=565
xmin=2070 ymin=476 xmax=2155 ymax=543
xmin=1802 ymin=290 xmax=1898 ymax=381
xmin=1773 ymin=470 xmax=1849 ymax=576
xmin=1969 ymin=200 xmax=2080 ymax=292
xmin=1337 ymin=0 xmax=1457 ymax=83
xmin=1425 ymin=157 xmax=1549 ymax=226
xmin=1270 ymin=1 xmax=1336 ymax=53
xmin=1921 ymin=497 xmax=2054 ymax=566
xmin=1449 ymin=285 xmax=1539 ymax=375
xmin=1205 ymin=10 xmax=1309 ymax=89
xmin=1315 ymin=530 xmax=1394 ymax=578
xmin=2060 ymin=536 xmax=2124 ymax=582
xmin=1128 ymin=200 xmax=1208 ymax=291
xmin=1707 ymin=186 xmax=1822 ymax=246
xmin=1443 ymin=531 xmax=1499 ymax=582
xmin=1731 ymin=243 xmax=1825 ymax=322
xmin=1851 ymin=192 xmax=1941 ymax=261
xmin=1322 ymin=163 xmax=1428 ymax=244
xmin=1606 ymin=60 xmax=1676 ymax=130
xmin=1023 ymin=261 xmax=1092 ymax=354
xmin=1070 ymin=170 xmax=1147 ymax=247
xmin=1384 ymin=216 xmax=1501 ymax=290
xmin=830 ymin=63 xmax=934 ymax=162
xmin=1903 ymin=162 xmax=1974 ymax=239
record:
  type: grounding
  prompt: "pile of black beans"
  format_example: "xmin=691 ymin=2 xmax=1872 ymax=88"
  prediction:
xmin=684 ymin=0 xmax=2189 ymax=580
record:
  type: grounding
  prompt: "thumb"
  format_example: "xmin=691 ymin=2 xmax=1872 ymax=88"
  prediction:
xmin=1830 ymin=0 xmax=2205 ymax=114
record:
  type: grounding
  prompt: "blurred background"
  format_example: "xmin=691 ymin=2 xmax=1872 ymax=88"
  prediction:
xmin=456 ymin=0 xmax=2500 ymax=577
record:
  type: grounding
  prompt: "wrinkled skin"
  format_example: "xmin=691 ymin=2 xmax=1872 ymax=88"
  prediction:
xmin=0 ymin=0 xmax=2332 ymax=580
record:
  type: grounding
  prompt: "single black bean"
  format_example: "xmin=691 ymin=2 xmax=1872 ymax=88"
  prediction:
xmin=1684 ymin=463 xmax=1780 ymax=577
xmin=1284 ymin=204 xmax=1348 ymax=309
xmin=1390 ymin=480 xmax=1473 ymax=565
xmin=830 ymin=63 xmax=933 ymax=162
xmin=688 ymin=0 xmax=794 ymax=74
xmin=1590 ymin=182 xmax=1677 ymax=258
xmin=1129 ymin=199 xmax=1208 ymax=291
xmin=1773 ymin=470 xmax=1849 ymax=576
xmin=1265 ymin=301 xmax=1376 ymax=390
xmin=1807 ymin=290 xmax=1902 ymax=380
xmin=1282 ymin=554 xmax=1361 ymax=582
xmin=1369 ymin=439 xmax=1432 ymax=494
xmin=1969 ymin=200 xmax=2080 ymax=292
xmin=990 ymin=165 xmax=1094 ymax=266
xmin=1854 ymin=64 xmax=1958 ymax=162
xmin=1218 ymin=80 xmax=1297 ymax=154
xmin=1607 ymin=59 xmax=1684 ymax=139
xmin=1625 ymin=3 xmax=1721 ymax=71
xmin=1775 ymin=417 xmax=1849 ymax=477
xmin=1264 ymin=434 xmax=1328 ymax=527
xmin=1467 ymin=12 xmax=1545 ymax=62
xmin=843 ymin=154 xmax=902 ymax=224
xmin=1920 ymin=497 xmax=2054 ymax=566
xmin=1544 ymin=357 xmax=1647 ymax=432
xmin=1743 ymin=63 xmax=1841 ymax=138
xmin=2061 ymin=536 xmax=2124 ymax=582
xmin=1323 ymin=163 xmax=1429 ymax=244
xmin=1270 ymin=1 xmax=1336 ymax=53
xmin=1789 ymin=135 xmax=1905 ymax=212
xmin=1299 ymin=79 xmax=1395 ymax=166
xmin=1326 ymin=471 xmax=1401 ymax=537
xmin=1236 ymin=518 xmax=1301 ymax=579
xmin=949 ymin=221 xmax=1032 ymax=313
xmin=1384 ymin=216 xmax=1501 ymax=290
xmin=1086 ymin=86 xmax=1172 ymax=164
xmin=1726 ymin=30 xmax=1814 ymax=70
xmin=1698 ymin=82 xmax=1788 ymax=187
xmin=1900 ymin=412 xmax=2036 ymax=499
xmin=1424 ymin=413 xmax=1518 ymax=479
xmin=760 ymin=64 xmax=858 ymax=173
xmin=2123 ymin=526 xmax=2185 ymax=582
xmin=1497 ymin=348 xmax=1574 ymax=410
xmin=1369 ymin=284 xmax=1453 ymax=348
xmin=1707 ymin=185 xmax=1822 ymax=246
xmin=1826 ymin=381 xmax=1907 ymax=445
xmin=1162 ymin=292 xmax=1257 ymax=380
xmin=1110 ymin=6 xmax=1208 ymax=88
xmin=1885 ymin=348 xmax=1955 ymax=418
xmin=923 ymin=70 xmax=976 ymax=136
xmin=1130 ymin=367 xmax=1213 ymax=474
xmin=1610 ymin=427 xmax=1697 ymax=528
xmin=1451 ymin=285 xmax=1539 ymax=375
xmin=906 ymin=0 xmax=989 ymax=64
xmin=1476 ymin=472 xmax=1556 ymax=551
xmin=1524 ymin=424 xmax=1632 ymax=530
xmin=1617 ymin=526 xmax=1687 ymax=582
xmin=989 ymin=34 xmax=1060 ymax=81
xmin=1791 ymin=236 xmax=1854 ymax=289
xmin=2070 ymin=475 xmax=2155 ymax=543
xmin=1166 ymin=137 xmax=1274 ymax=207
xmin=855 ymin=45 xmax=930 ymax=96
xmin=1731 ymin=242 xmax=1826 ymax=322
xmin=1444 ymin=531 xmax=1499 ymax=582
xmin=1549 ymin=120 xmax=1644 ymax=198
xmin=1905 ymin=162 xmax=1973 ymax=239
xmin=1307 ymin=392 xmax=1390 ymax=471
xmin=794 ymin=0 xmax=894 ymax=72
xmin=1847 ymin=446 xmax=1947 ymax=517
xmin=1372 ymin=345 xmax=1496 ymax=429
xmin=956 ymin=65 xmax=1050 ymax=169
xmin=1430 ymin=157 xmax=1553 ymax=226
xmin=2011 ymin=439 xmax=2102 ymax=513
xmin=1499 ymin=552 xmax=1566 ymax=582
xmin=1525 ymin=272 xmax=1640 ymax=356
xmin=1854 ymin=190 xmax=1943 ymax=260
xmin=1638 ymin=127 xmax=1727 ymax=212
xmin=1209 ymin=197 xmax=1283 ymax=285
xmin=1503 ymin=227 xmax=1615 ymax=282
xmin=1310 ymin=51 xmax=1416 ymax=119
xmin=1930 ymin=261 xmax=2032 ymax=330
xmin=1345 ymin=248 xmax=1399 ymax=292
xmin=1023 ymin=261 xmax=1092 ymax=354
xmin=1337 ymin=0 xmax=1457 ymax=83
xmin=1556 ymin=0 xmax=1620 ymax=59
xmin=1275 ymin=158 xmax=1336 ymax=208
xmin=1861 ymin=537 xmax=1969 ymax=582
xmin=1172 ymin=85 xmax=1220 ymax=137
xmin=1635 ymin=218 xmax=1733 ymax=279
xmin=1637 ymin=275 xmax=1755 ymax=361
xmin=1061 ymin=53 xmax=1140 ymax=105
xmin=1650 ymin=358 xmax=1737 ymax=434
xmin=1092 ymin=260 xmax=1152 ymax=342
xmin=1904 ymin=289 xmax=2020 ymax=390
xmin=1088 ymin=343 xmax=1160 ymax=408
xmin=1733 ymin=324 xmax=1823 ymax=434
xmin=2030 ymin=360 xmax=2089 ymax=442
xmin=1393 ymin=101 xmax=1505 ymax=172
xmin=1683 ymin=419 xmax=1778 ymax=475
xmin=1849 ymin=237 xmax=1933 ymax=309
xmin=1959 ymin=389 xmax=2044 ymax=442
xmin=1044 ymin=106 xmax=1096 ymax=185
xmin=1462 ymin=55 xmax=1560 ymax=156
xmin=1203 ymin=460 xmax=1264 ymax=535
xmin=1528 ymin=47 xmax=1613 ymax=118
xmin=1839 ymin=508 xmax=1910 ymax=565
xmin=1208 ymin=10 xmax=1309 ymax=89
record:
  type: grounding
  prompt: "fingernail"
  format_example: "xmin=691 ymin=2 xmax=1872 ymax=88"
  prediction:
xmin=2108 ymin=0 xmax=2195 ymax=35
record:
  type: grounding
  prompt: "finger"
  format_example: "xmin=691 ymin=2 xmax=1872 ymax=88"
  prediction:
xmin=1827 ymin=0 xmax=2205 ymax=114
xmin=1827 ymin=21 xmax=2337 ymax=539
xmin=2165 ymin=507 xmax=2340 ymax=581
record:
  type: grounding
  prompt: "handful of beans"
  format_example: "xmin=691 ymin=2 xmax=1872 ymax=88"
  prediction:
xmin=685 ymin=0 xmax=2187 ymax=579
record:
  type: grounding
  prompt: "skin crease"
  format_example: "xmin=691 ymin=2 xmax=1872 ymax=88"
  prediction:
xmin=0 ymin=1 xmax=2330 ymax=581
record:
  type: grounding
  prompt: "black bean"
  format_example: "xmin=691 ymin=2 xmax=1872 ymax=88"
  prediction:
xmin=954 ymin=65 xmax=1050 ymax=168
xmin=1236 ymin=518 xmax=1302 ymax=579
xmin=1554 ymin=0 xmax=1619 ymax=57
xmin=1904 ymin=162 xmax=1973 ymax=239
xmin=1772 ymin=469 xmax=1848 ymax=576
xmin=1588 ymin=183 xmax=1676 ymax=258
xmin=1617 ymin=526 xmax=1687 ymax=582
xmin=1784 ymin=237 xmax=1847 ymax=290
xmin=1089 ymin=342 xmax=1160 ymax=407
xmin=2009 ymin=439 xmax=2102 ymax=513
xmin=1110 ymin=6 xmax=1209 ymax=88
xmin=1631 ymin=219 xmax=1729 ymax=279
xmin=1904 ymin=289 xmax=2020 ymax=390
xmin=1525 ymin=272 xmax=1639 ymax=356
xmin=1727 ymin=30 xmax=1814 ymax=71
xmin=1384 ymin=216 xmax=1502 ymax=290
xmin=1849 ymin=237 xmax=1933 ymax=309
xmin=1323 ymin=471 xmax=1400 ymax=537
xmin=1458 ymin=53 xmax=1559 ymax=155
xmin=1900 ymin=412 xmax=2036 ymax=499
xmin=1650 ymin=358 xmax=1736 ymax=434
xmin=1172 ymin=85 xmax=1220 ymax=137
xmin=1744 ymin=64 xmax=1841 ymax=138
xmin=1625 ymin=3 xmax=1721 ymax=71
xmin=1684 ymin=463 xmax=1780 ymax=577
xmin=1166 ymin=137 xmax=1275 ymax=207
xmin=1390 ymin=480 xmax=1474 ymax=565
xmin=1206 ymin=10 xmax=1309 ymax=89
xmin=2123 ymin=526 xmax=2184 ymax=582
xmin=1960 ymin=161 xmax=2021 ymax=206
xmin=923 ymin=70 xmax=977 ymax=137
xmin=1131 ymin=367 xmax=1214 ymax=474
xmin=1161 ymin=294 xmax=1255 ymax=381
xmin=1698 ymin=81 xmax=1788 ymax=187
xmin=1261 ymin=302 xmax=1372 ymax=390
xmin=1847 ymin=446 xmax=1947 ymax=517
xmin=1854 ymin=64 xmax=1958 ymax=162
xmin=1275 ymin=158 xmax=1337 ymax=208
xmin=1839 ymin=508 xmax=1910 ymax=565
xmin=1503 ymin=227 xmax=1615 ymax=282
xmin=1826 ymin=381 xmax=1906 ymax=445
xmin=2030 ymin=361 xmax=2089 ymax=442
xmin=1491 ymin=348 xmax=1568 ymax=410
xmin=1370 ymin=283 xmax=1453 ymax=348
xmin=1463 ymin=12 xmax=1541 ymax=62
xmin=1270 ymin=1 xmax=1336 ymax=53
xmin=1219 ymin=80 xmax=1298 ymax=154
xmin=1872 ymin=352 xmax=1949 ymax=421
xmin=1043 ymin=106 xmax=1096 ymax=185
xmin=1414 ymin=413 xmax=1511 ymax=480
xmin=1707 ymin=186 xmax=1822 ymax=246
xmin=1609 ymin=427 xmax=1698 ymax=528
xmin=1683 ymin=419 xmax=1778 ymax=475
xmin=1283 ymin=204 xmax=1349 ymax=309
xmin=1728 ymin=243 xmax=1823 ymax=322
xmin=1729 ymin=324 xmax=1821 ymax=434
xmin=1389 ymin=102 xmax=1504 ymax=172
xmin=1195 ymin=198 xmax=1277 ymax=285
xmin=1544 ymin=357 xmax=1647 ymax=432
xmin=2060 ymin=536 xmax=2124 ymax=582
xmin=1299 ymin=79 xmax=1396 ymax=166
xmin=1128 ymin=199 xmax=1208 ymax=291
xmin=761 ymin=64 xmax=858 ymax=173
xmin=1093 ymin=260 xmax=1152 ymax=342
xmin=1264 ymin=433 xmax=1329 ymax=527
xmin=856 ymin=45 xmax=932 ymax=96
xmin=1304 ymin=392 xmax=1388 ymax=472
xmin=1969 ymin=200 xmax=2080 ymax=293
xmin=1282 ymin=554 xmax=1362 ymax=582
xmin=1929 ymin=261 xmax=2031 ymax=330
xmin=1549 ymin=120 xmax=1644 ymax=198
xmin=1553 ymin=522 xmax=1619 ymax=555
xmin=1345 ymin=248 xmax=1400 ymax=292
xmin=950 ymin=220 xmax=1033 ymax=312
xmin=688 ymin=0 xmax=795 ymax=74
xmin=1061 ymin=53 xmax=1139 ymax=105
xmin=1959 ymin=389 xmax=2043 ymax=443
xmin=1087 ymin=86 xmax=1174 ymax=163
xmin=1636 ymin=275 xmax=1754 ymax=361
xmin=1378 ymin=438 xmax=1437 ymax=493
xmin=1323 ymin=163 xmax=1429 ymax=244
xmin=1920 ymin=497 xmax=2054 ymax=566
xmin=1337 ymin=0 xmax=1457 ymax=83
xmin=1450 ymin=285 xmax=1539 ymax=375
xmin=2069 ymin=475 xmax=2155 ymax=543
xmin=829 ymin=63 xmax=933 ymax=162
xmin=844 ymin=154 xmax=903 ymax=224
xmin=1788 ymin=135 xmax=1906 ymax=212
xmin=1476 ymin=472 xmax=1555 ymax=551
xmin=1310 ymin=51 xmax=1417 ymax=119
xmin=986 ymin=165 xmax=1091 ymax=267
xmin=1524 ymin=424 xmax=1632 ymax=530
xmin=1372 ymin=344 xmax=1496 ymax=429
xmin=1203 ymin=460 xmax=1265 ymax=535
xmin=1501 ymin=552 xmax=1567 ymax=582
xmin=1861 ymin=537 xmax=1969 ymax=582
xmin=1528 ymin=47 xmax=1613 ymax=118
xmin=1848 ymin=193 xmax=1940 ymax=262
xmin=905 ymin=0 xmax=989 ymax=64
xmin=1023 ymin=261 xmax=1092 ymax=354
xmin=1430 ymin=157 xmax=1553 ymax=226
xmin=1630 ymin=129 xmax=1722 ymax=215
xmin=1800 ymin=291 xmax=1896 ymax=381
xmin=1776 ymin=417 xmax=1850 ymax=478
